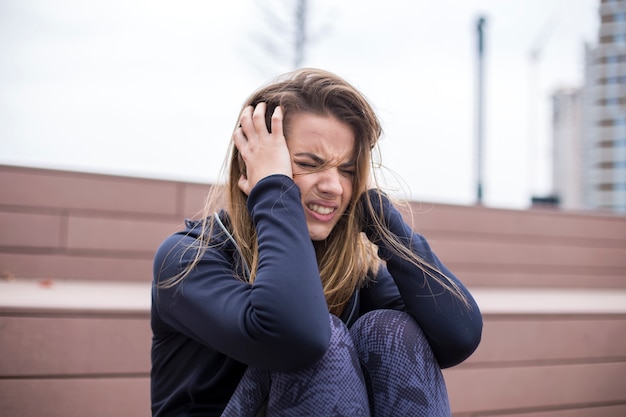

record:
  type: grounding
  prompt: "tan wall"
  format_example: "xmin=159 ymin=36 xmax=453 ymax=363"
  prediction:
xmin=2 ymin=164 xmax=625 ymax=288
xmin=0 ymin=164 xmax=210 ymax=282
xmin=1 ymin=164 xmax=625 ymax=417
xmin=403 ymin=200 xmax=626 ymax=290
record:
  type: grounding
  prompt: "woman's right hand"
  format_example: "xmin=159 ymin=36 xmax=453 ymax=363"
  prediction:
xmin=233 ymin=102 xmax=293 ymax=195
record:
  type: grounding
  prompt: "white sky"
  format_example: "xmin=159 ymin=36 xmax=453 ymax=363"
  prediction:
xmin=0 ymin=0 xmax=599 ymax=208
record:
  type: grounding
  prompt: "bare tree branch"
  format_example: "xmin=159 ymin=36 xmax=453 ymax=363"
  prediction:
xmin=245 ymin=0 xmax=333 ymax=77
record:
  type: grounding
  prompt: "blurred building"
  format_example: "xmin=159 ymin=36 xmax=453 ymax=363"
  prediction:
xmin=580 ymin=0 xmax=626 ymax=213
xmin=551 ymin=88 xmax=584 ymax=210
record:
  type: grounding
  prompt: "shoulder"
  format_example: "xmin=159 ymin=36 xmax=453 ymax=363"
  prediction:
xmin=153 ymin=213 xmax=235 ymax=283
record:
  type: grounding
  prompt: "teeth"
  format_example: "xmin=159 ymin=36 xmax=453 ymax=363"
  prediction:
xmin=308 ymin=204 xmax=335 ymax=215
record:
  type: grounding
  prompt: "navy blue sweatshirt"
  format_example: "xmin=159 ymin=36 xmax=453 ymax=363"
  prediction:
xmin=151 ymin=175 xmax=482 ymax=416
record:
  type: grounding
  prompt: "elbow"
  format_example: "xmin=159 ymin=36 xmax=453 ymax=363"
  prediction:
xmin=290 ymin=332 xmax=330 ymax=370
xmin=437 ymin=321 xmax=483 ymax=369
xmin=266 ymin=318 xmax=331 ymax=372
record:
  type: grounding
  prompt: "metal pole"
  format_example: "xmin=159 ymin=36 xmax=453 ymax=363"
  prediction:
xmin=294 ymin=0 xmax=307 ymax=68
xmin=476 ymin=16 xmax=486 ymax=205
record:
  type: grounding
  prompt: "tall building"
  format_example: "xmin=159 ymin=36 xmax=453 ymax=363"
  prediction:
xmin=552 ymin=88 xmax=584 ymax=210
xmin=582 ymin=0 xmax=626 ymax=213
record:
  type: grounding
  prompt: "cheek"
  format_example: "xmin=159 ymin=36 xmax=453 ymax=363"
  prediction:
xmin=341 ymin=177 xmax=354 ymax=202
xmin=291 ymin=173 xmax=312 ymax=192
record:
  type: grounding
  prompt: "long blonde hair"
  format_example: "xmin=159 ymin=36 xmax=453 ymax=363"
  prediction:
xmin=160 ymin=68 xmax=469 ymax=315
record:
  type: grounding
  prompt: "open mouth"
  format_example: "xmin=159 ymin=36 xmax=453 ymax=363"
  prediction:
xmin=307 ymin=203 xmax=335 ymax=215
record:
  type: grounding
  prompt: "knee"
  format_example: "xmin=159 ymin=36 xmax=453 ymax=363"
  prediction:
xmin=351 ymin=309 xmax=422 ymax=337
xmin=356 ymin=308 xmax=411 ymax=325
xmin=350 ymin=309 xmax=431 ymax=356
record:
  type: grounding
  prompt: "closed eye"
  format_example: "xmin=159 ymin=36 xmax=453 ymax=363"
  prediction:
xmin=339 ymin=162 xmax=356 ymax=176
xmin=293 ymin=152 xmax=324 ymax=171
xmin=295 ymin=161 xmax=318 ymax=169
xmin=293 ymin=152 xmax=355 ymax=176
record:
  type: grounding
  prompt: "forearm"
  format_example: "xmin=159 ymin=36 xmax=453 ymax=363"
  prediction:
xmin=154 ymin=175 xmax=330 ymax=371
xmin=246 ymin=175 xmax=330 ymax=341
xmin=365 ymin=191 xmax=482 ymax=367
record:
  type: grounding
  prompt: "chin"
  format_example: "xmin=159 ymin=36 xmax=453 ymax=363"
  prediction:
xmin=309 ymin=233 xmax=331 ymax=242
xmin=308 ymin=227 xmax=332 ymax=242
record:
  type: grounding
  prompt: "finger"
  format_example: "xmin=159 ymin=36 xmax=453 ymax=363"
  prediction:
xmin=232 ymin=127 xmax=248 ymax=153
xmin=238 ymin=106 xmax=254 ymax=138
xmin=239 ymin=105 xmax=253 ymax=123
xmin=270 ymin=106 xmax=284 ymax=138
xmin=252 ymin=102 xmax=268 ymax=133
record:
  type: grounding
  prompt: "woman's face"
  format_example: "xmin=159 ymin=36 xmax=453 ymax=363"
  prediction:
xmin=286 ymin=112 xmax=356 ymax=241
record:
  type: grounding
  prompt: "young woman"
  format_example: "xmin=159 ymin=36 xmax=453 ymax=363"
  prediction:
xmin=151 ymin=68 xmax=482 ymax=417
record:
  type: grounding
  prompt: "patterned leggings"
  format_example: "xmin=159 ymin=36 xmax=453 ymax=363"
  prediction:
xmin=221 ymin=309 xmax=451 ymax=417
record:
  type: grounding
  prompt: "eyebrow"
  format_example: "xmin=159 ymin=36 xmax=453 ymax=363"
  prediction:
xmin=293 ymin=152 xmax=356 ymax=168
xmin=294 ymin=152 xmax=325 ymax=164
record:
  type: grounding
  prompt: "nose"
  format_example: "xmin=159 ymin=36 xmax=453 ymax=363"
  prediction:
xmin=316 ymin=168 xmax=343 ymax=196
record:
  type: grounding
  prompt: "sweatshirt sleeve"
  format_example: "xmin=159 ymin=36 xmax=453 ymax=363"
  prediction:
xmin=152 ymin=175 xmax=330 ymax=371
xmin=363 ymin=190 xmax=483 ymax=368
